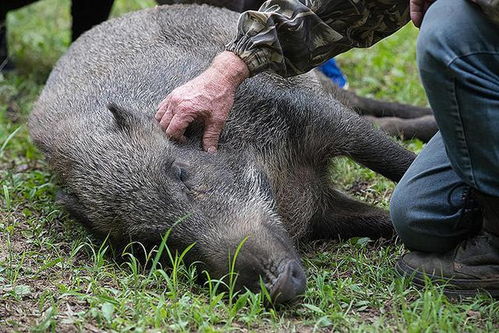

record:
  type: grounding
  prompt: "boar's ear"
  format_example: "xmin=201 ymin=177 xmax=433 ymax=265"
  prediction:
xmin=107 ymin=103 xmax=141 ymax=131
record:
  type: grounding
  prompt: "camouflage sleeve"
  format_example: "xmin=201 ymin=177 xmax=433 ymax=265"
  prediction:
xmin=225 ymin=0 xmax=410 ymax=77
xmin=470 ymin=0 xmax=499 ymax=24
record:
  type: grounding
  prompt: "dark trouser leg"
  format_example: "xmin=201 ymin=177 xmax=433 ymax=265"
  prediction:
xmin=392 ymin=132 xmax=499 ymax=296
xmin=0 ymin=1 xmax=38 ymax=71
xmin=391 ymin=133 xmax=481 ymax=253
xmin=0 ymin=0 xmax=38 ymax=15
xmin=392 ymin=0 xmax=499 ymax=250
xmin=71 ymin=0 xmax=115 ymax=41
xmin=417 ymin=1 xmax=499 ymax=199
xmin=391 ymin=0 xmax=499 ymax=296
xmin=1 ymin=14 xmax=7 ymax=70
xmin=417 ymin=0 xmax=499 ymax=239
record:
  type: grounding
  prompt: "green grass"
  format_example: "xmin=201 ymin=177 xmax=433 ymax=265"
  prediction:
xmin=1 ymin=0 xmax=498 ymax=331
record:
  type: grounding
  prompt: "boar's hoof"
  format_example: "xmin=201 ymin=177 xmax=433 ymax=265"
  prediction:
xmin=271 ymin=260 xmax=306 ymax=303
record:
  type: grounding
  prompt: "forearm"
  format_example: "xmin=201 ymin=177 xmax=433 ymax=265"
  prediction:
xmin=226 ymin=0 xmax=410 ymax=77
xmin=208 ymin=51 xmax=250 ymax=87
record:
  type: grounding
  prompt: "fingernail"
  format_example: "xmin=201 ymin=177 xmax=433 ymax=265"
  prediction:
xmin=207 ymin=147 xmax=216 ymax=154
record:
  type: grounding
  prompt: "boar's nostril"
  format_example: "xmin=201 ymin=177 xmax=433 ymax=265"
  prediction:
xmin=271 ymin=260 xmax=306 ymax=304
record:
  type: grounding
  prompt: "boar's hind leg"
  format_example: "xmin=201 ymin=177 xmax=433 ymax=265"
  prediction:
xmin=309 ymin=189 xmax=393 ymax=240
xmin=363 ymin=115 xmax=438 ymax=143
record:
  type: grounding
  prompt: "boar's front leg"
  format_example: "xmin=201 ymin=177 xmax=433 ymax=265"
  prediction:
xmin=336 ymin=115 xmax=416 ymax=182
xmin=299 ymin=97 xmax=416 ymax=182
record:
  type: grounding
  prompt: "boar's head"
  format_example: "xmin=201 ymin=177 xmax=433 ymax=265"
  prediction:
xmin=59 ymin=104 xmax=306 ymax=303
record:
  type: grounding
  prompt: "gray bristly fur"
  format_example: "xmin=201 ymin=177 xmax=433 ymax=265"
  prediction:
xmin=29 ymin=5 xmax=416 ymax=294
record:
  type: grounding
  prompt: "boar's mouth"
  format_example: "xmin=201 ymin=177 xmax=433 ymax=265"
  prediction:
xmin=269 ymin=259 xmax=307 ymax=303
xmin=205 ymin=221 xmax=307 ymax=304
xmin=195 ymin=215 xmax=307 ymax=303
xmin=214 ymin=254 xmax=306 ymax=304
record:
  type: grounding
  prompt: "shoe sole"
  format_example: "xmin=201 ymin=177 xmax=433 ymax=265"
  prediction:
xmin=395 ymin=259 xmax=499 ymax=299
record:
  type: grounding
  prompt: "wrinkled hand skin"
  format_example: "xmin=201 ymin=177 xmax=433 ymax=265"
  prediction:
xmin=410 ymin=0 xmax=437 ymax=27
xmin=156 ymin=51 xmax=250 ymax=152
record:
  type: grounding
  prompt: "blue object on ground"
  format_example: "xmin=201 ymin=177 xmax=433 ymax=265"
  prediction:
xmin=318 ymin=58 xmax=348 ymax=88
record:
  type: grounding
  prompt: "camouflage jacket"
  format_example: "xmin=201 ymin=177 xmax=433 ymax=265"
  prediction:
xmin=225 ymin=0 xmax=499 ymax=77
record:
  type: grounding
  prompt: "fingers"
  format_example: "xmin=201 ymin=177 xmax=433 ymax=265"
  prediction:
xmin=156 ymin=95 xmax=187 ymax=140
xmin=158 ymin=103 xmax=225 ymax=152
xmin=202 ymin=119 xmax=225 ymax=153
xmin=154 ymin=67 xmax=235 ymax=151
xmin=156 ymin=96 xmax=200 ymax=144
xmin=411 ymin=12 xmax=424 ymax=28
xmin=155 ymin=95 xmax=171 ymax=121
xmin=409 ymin=0 xmax=425 ymax=27
xmin=165 ymin=113 xmax=192 ymax=141
xmin=158 ymin=103 xmax=174 ymax=130
xmin=410 ymin=0 xmax=436 ymax=28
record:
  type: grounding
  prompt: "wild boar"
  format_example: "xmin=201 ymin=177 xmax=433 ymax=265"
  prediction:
xmin=29 ymin=4 xmax=415 ymax=303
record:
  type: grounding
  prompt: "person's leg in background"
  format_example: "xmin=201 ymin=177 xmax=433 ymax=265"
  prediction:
xmin=0 ymin=0 xmax=38 ymax=72
xmin=71 ymin=0 xmax=115 ymax=41
xmin=391 ymin=0 xmax=499 ymax=297
xmin=2 ymin=0 xmax=115 ymax=72
xmin=1 ymin=11 xmax=9 ymax=71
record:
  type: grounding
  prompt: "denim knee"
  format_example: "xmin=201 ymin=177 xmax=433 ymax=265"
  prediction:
xmin=389 ymin=180 xmax=432 ymax=252
xmin=389 ymin=134 xmax=475 ymax=254
xmin=390 ymin=182 xmax=426 ymax=252
xmin=389 ymin=184 xmax=411 ymax=245
xmin=416 ymin=26 xmax=447 ymax=71
xmin=390 ymin=182 xmax=463 ymax=254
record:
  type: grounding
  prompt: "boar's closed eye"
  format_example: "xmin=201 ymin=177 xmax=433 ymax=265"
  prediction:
xmin=172 ymin=161 xmax=191 ymax=186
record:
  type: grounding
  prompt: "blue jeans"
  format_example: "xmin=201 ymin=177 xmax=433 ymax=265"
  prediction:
xmin=390 ymin=0 xmax=499 ymax=253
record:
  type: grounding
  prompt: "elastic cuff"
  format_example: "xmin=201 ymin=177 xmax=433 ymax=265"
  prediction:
xmin=225 ymin=35 xmax=271 ymax=77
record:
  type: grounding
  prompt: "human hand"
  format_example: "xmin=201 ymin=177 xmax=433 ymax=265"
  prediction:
xmin=156 ymin=51 xmax=249 ymax=152
xmin=410 ymin=0 xmax=437 ymax=28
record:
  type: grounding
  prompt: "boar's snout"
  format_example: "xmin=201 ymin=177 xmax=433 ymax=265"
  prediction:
xmin=271 ymin=259 xmax=306 ymax=303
